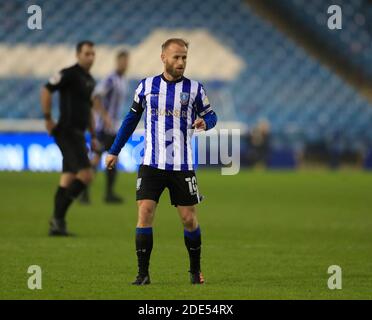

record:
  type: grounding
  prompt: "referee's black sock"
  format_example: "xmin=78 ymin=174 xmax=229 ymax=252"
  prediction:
xmin=54 ymin=179 xmax=87 ymax=221
xmin=53 ymin=186 xmax=68 ymax=220
xmin=184 ymin=226 xmax=202 ymax=273
xmin=66 ymin=178 xmax=87 ymax=199
xmin=135 ymin=227 xmax=153 ymax=277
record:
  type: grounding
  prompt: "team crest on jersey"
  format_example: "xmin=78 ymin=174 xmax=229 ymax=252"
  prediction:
xmin=180 ymin=92 xmax=190 ymax=105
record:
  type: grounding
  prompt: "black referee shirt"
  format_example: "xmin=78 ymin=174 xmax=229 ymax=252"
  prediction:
xmin=45 ymin=63 xmax=96 ymax=131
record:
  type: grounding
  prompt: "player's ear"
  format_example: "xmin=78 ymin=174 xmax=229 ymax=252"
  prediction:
xmin=161 ymin=52 xmax=166 ymax=64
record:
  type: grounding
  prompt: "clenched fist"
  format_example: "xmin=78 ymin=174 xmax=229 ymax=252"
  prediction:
xmin=192 ymin=118 xmax=206 ymax=131
xmin=105 ymin=154 xmax=118 ymax=170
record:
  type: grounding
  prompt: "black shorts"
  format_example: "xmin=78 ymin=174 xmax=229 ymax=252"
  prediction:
xmin=96 ymin=131 xmax=116 ymax=154
xmin=136 ymin=165 xmax=202 ymax=206
xmin=53 ymin=127 xmax=91 ymax=173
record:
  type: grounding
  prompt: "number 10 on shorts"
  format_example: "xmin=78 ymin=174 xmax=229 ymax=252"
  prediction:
xmin=185 ymin=177 xmax=198 ymax=196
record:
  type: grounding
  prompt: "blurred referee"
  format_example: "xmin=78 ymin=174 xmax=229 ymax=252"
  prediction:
xmin=80 ymin=50 xmax=130 ymax=204
xmin=40 ymin=40 xmax=97 ymax=236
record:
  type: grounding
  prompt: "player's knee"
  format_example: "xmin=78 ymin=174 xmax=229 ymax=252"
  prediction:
xmin=77 ymin=168 xmax=94 ymax=184
xmin=183 ymin=217 xmax=197 ymax=230
xmin=180 ymin=208 xmax=197 ymax=229
xmin=138 ymin=203 xmax=155 ymax=226
xmin=60 ymin=173 xmax=76 ymax=187
xmin=81 ymin=174 xmax=93 ymax=185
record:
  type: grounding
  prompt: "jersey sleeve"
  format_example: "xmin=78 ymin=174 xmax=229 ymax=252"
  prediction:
xmin=92 ymin=76 xmax=113 ymax=98
xmin=44 ymin=69 xmax=71 ymax=92
xmin=194 ymin=83 xmax=213 ymax=117
xmin=132 ymin=79 xmax=146 ymax=112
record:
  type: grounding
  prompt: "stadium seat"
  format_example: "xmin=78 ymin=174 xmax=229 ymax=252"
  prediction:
xmin=0 ymin=0 xmax=372 ymax=152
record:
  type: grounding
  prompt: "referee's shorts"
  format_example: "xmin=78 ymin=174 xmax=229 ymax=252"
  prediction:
xmin=53 ymin=127 xmax=91 ymax=173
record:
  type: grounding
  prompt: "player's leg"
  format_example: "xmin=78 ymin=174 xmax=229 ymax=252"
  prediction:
xmin=133 ymin=165 xmax=166 ymax=285
xmin=132 ymin=199 xmax=157 ymax=285
xmin=55 ymin=172 xmax=76 ymax=217
xmin=169 ymin=171 xmax=204 ymax=284
xmin=137 ymin=199 xmax=157 ymax=227
xmin=69 ymin=167 xmax=94 ymax=207
xmin=49 ymin=130 xmax=79 ymax=235
xmin=50 ymin=130 xmax=93 ymax=235
xmin=79 ymin=152 xmax=100 ymax=204
xmin=50 ymin=168 xmax=93 ymax=236
xmin=177 ymin=205 xmax=204 ymax=284
xmin=65 ymin=129 xmax=95 ymax=206
xmin=50 ymin=172 xmax=76 ymax=235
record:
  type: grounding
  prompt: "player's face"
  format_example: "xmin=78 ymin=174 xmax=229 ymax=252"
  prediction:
xmin=116 ymin=56 xmax=129 ymax=75
xmin=162 ymin=43 xmax=188 ymax=79
xmin=77 ymin=45 xmax=95 ymax=71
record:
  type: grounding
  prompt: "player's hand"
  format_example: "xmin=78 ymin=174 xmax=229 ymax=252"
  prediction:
xmin=45 ymin=119 xmax=57 ymax=135
xmin=105 ymin=154 xmax=118 ymax=170
xmin=192 ymin=118 xmax=206 ymax=131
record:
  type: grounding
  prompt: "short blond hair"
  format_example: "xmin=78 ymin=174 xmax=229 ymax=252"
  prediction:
xmin=161 ymin=38 xmax=189 ymax=51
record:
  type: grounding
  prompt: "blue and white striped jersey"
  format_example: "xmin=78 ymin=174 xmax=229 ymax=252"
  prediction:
xmin=93 ymin=72 xmax=128 ymax=134
xmin=133 ymin=74 xmax=213 ymax=171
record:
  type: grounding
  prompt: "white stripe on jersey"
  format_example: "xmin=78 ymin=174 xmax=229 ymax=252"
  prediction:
xmin=143 ymin=77 xmax=154 ymax=165
xmin=187 ymin=80 xmax=199 ymax=170
xmin=172 ymin=82 xmax=183 ymax=170
xmin=94 ymin=72 xmax=128 ymax=134
xmin=138 ymin=75 xmax=213 ymax=171
xmin=134 ymin=81 xmax=143 ymax=104
xmin=157 ymin=80 xmax=167 ymax=170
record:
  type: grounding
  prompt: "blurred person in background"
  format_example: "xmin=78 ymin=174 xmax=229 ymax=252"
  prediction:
xmin=80 ymin=50 xmax=130 ymax=204
xmin=40 ymin=40 xmax=97 ymax=236
xmin=247 ymin=119 xmax=271 ymax=167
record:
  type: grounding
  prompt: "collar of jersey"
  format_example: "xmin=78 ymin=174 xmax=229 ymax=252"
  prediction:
xmin=160 ymin=73 xmax=184 ymax=84
xmin=75 ymin=63 xmax=91 ymax=75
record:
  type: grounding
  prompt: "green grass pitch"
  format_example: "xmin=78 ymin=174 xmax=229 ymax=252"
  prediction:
xmin=0 ymin=169 xmax=371 ymax=299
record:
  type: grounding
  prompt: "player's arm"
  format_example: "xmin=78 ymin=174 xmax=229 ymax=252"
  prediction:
xmin=105 ymin=102 xmax=143 ymax=169
xmin=106 ymin=80 xmax=145 ymax=169
xmin=88 ymin=109 xmax=99 ymax=152
xmin=40 ymin=86 xmax=56 ymax=134
xmin=193 ymin=110 xmax=218 ymax=131
xmin=92 ymin=77 xmax=114 ymax=130
xmin=92 ymin=96 xmax=113 ymax=131
xmin=192 ymin=84 xmax=218 ymax=131
xmin=41 ymin=69 xmax=69 ymax=135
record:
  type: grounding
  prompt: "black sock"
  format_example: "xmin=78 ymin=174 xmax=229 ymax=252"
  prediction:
xmin=66 ymin=179 xmax=87 ymax=199
xmin=54 ymin=186 xmax=68 ymax=220
xmin=184 ymin=226 xmax=202 ymax=273
xmin=106 ymin=167 xmax=117 ymax=196
xmin=135 ymin=227 xmax=153 ymax=277
xmin=54 ymin=179 xmax=87 ymax=220
xmin=80 ymin=187 xmax=90 ymax=201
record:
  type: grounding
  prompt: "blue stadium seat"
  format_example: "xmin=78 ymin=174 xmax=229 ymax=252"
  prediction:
xmin=0 ymin=0 xmax=371 ymax=152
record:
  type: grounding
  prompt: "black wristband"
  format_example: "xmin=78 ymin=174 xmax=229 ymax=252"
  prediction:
xmin=44 ymin=113 xmax=52 ymax=120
